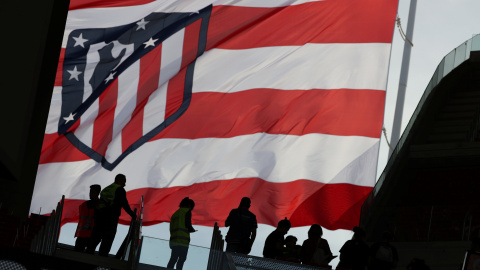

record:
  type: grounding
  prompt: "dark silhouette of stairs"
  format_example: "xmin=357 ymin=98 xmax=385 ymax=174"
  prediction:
xmin=0 ymin=207 xmax=20 ymax=247
xmin=0 ymin=207 xmax=50 ymax=251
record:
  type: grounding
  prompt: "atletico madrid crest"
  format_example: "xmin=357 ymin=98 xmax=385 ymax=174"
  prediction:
xmin=58 ymin=6 xmax=211 ymax=170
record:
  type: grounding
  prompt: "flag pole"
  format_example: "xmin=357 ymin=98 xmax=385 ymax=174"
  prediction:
xmin=389 ymin=0 xmax=417 ymax=156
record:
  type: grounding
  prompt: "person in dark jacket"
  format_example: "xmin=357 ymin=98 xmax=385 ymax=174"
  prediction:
xmin=167 ymin=197 xmax=196 ymax=270
xmin=225 ymin=197 xmax=257 ymax=254
xmin=263 ymin=218 xmax=291 ymax=259
xmin=86 ymin=174 xmax=136 ymax=256
xmin=74 ymin=184 xmax=100 ymax=252
xmin=301 ymin=224 xmax=335 ymax=267
xmin=337 ymin=226 xmax=370 ymax=270
xmin=277 ymin=235 xmax=302 ymax=263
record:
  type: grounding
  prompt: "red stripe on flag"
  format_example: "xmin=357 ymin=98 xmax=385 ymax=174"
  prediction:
xmin=207 ymin=0 xmax=397 ymax=50
xmin=40 ymin=88 xmax=384 ymax=163
xmin=164 ymin=20 xmax=202 ymax=119
xmin=181 ymin=20 xmax=201 ymax=69
xmin=92 ymin=80 xmax=118 ymax=156
xmin=60 ymin=179 xmax=372 ymax=230
xmin=68 ymin=0 xmax=156 ymax=11
xmin=40 ymin=133 xmax=89 ymax=163
xmin=164 ymin=68 xmax=186 ymax=119
xmin=122 ymin=44 xmax=162 ymax=152
xmin=156 ymin=88 xmax=385 ymax=140
xmin=55 ymin=48 xmax=65 ymax=87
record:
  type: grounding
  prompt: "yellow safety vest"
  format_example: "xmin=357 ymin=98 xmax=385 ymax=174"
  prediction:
xmin=170 ymin=207 xmax=190 ymax=247
xmin=98 ymin=183 xmax=121 ymax=210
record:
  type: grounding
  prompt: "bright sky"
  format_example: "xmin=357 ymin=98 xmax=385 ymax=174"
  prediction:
xmin=58 ymin=0 xmax=480 ymax=268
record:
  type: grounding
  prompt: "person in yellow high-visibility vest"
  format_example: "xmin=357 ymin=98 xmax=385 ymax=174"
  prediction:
xmin=74 ymin=184 xmax=101 ymax=252
xmin=86 ymin=174 xmax=136 ymax=256
xmin=167 ymin=197 xmax=196 ymax=270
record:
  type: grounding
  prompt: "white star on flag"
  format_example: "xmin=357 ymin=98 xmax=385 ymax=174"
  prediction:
xmin=136 ymin=18 xmax=149 ymax=30
xmin=66 ymin=66 xmax=82 ymax=81
xmin=73 ymin=33 xmax=88 ymax=48
xmin=104 ymin=71 xmax=116 ymax=84
xmin=143 ymin=37 xmax=158 ymax=48
xmin=63 ymin=113 xmax=76 ymax=123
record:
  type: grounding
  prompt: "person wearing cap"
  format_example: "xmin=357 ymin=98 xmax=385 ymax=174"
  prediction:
xmin=263 ymin=218 xmax=291 ymax=259
xmin=225 ymin=197 xmax=258 ymax=254
xmin=167 ymin=197 xmax=196 ymax=270
xmin=86 ymin=174 xmax=136 ymax=256
xmin=74 ymin=184 xmax=101 ymax=252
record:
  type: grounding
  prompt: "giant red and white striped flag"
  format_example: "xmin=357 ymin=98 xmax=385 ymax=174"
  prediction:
xmin=32 ymin=0 xmax=398 ymax=230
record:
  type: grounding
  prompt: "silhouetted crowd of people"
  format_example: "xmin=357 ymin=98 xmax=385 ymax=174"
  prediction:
xmin=73 ymin=179 xmax=433 ymax=270
xmin=224 ymin=197 xmax=432 ymax=270
xmin=73 ymin=174 xmax=136 ymax=256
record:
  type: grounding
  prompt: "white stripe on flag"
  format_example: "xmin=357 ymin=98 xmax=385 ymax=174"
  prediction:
xmin=139 ymin=28 xmax=185 ymax=136
xmin=74 ymin=99 xmax=98 ymax=148
xmin=159 ymin=29 xmax=184 ymax=86
xmin=143 ymin=82 xmax=168 ymax=136
xmin=193 ymin=43 xmax=391 ymax=93
xmin=36 ymin=132 xmax=378 ymax=196
xmin=105 ymin=60 xmax=141 ymax=161
xmin=45 ymin=86 xmax=62 ymax=134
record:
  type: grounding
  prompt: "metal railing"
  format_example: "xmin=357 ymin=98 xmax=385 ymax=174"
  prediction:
xmin=207 ymin=222 xmax=224 ymax=270
xmin=28 ymin=194 xmax=144 ymax=269
xmin=226 ymin=252 xmax=332 ymax=270
xmin=30 ymin=195 xmax=64 ymax=255
xmin=119 ymin=195 xmax=144 ymax=270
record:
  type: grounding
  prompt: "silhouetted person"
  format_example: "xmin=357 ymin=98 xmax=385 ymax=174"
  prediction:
xmin=225 ymin=197 xmax=257 ymax=254
xmin=301 ymin=224 xmax=335 ymax=268
xmin=74 ymin=184 xmax=101 ymax=252
xmin=369 ymin=231 xmax=398 ymax=270
xmin=263 ymin=218 xmax=291 ymax=259
xmin=86 ymin=174 xmax=136 ymax=256
xmin=406 ymin=258 xmax=430 ymax=270
xmin=167 ymin=197 xmax=196 ymax=270
xmin=301 ymin=224 xmax=321 ymax=265
xmin=278 ymin=235 xmax=301 ymax=263
xmin=337 ymin=226 xmax=370 ymax=270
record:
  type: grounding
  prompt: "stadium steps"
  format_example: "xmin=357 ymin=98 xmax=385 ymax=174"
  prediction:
xmin=13 ymin=213 xmax=50 ymax=250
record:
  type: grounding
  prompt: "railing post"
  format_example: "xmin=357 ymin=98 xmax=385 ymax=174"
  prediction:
xmin=117 ymin=208 xmax=137 ymax=260
xmin=207 ymin=222 xmax=225 ymax=270
xmin=41 ymin=210 xmax=55 ymax=255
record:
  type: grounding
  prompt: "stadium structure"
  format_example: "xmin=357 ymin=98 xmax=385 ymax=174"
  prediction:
xmin=361 ymin=34 xmax=480 ymax=269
